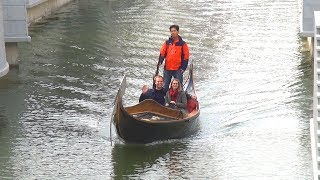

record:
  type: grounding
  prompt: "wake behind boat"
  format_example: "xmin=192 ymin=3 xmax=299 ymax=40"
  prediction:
xmin=111 ymin=63 xmax=200 ymax=143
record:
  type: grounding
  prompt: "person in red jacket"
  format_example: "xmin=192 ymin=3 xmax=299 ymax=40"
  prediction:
xmin=158 ymin=25 xmax=189 ymax=91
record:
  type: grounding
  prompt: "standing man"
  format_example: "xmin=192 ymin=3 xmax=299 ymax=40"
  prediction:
xmin=158 ymin=25 xmax=190 ymax=91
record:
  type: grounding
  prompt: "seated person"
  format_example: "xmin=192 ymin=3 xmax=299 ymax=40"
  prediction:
xmin=186 ymin=93 xmax=199 ymax=113
xmin=139 ymin=75 xmax=166 ymax=106
xmin=165 ymin=79 xmax=187 ymax=113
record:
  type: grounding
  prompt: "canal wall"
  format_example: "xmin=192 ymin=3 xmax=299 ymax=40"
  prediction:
xmin=0 ymin=0 xmax=9 ymax=77
xmin=0 ymin=0 xmax=74 ymax=78
xmin=300 ymin=0 xmax=320 ymax=55
xmin=27 ymin=0 xmax=74 ymax=24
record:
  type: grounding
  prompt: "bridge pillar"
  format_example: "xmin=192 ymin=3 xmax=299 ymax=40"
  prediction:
xmin=0 ymin=0 xmax=9 ymax=77
xmin=5 ymin=42 xmax=19 ymax=67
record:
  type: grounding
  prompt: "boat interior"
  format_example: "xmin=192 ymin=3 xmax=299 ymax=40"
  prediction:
xmin=125 ymin=99 xmax=198 ymax=121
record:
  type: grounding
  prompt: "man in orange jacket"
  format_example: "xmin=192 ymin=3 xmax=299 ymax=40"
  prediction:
xmin=158 ymin=25 xmax=189 ymax=91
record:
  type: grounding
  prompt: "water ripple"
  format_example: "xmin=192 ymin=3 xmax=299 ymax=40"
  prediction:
xmin=0 ymin=0 xmax=312 ymax=179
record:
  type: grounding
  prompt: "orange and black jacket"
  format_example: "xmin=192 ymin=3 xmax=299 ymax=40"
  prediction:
xmin=159 ymin=35 xmax=189 ymax=71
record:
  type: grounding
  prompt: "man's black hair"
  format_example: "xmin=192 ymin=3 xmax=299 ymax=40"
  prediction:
xmin=169 ymin=25 xmax=179 ymax=31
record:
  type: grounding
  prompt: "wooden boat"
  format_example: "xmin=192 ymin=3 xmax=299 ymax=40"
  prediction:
xmin=112 ymin=63 xmax=200 ymax=143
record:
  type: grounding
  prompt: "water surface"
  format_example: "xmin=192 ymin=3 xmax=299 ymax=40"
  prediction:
xmin=0 ymin=0 xmax=312 ymax=179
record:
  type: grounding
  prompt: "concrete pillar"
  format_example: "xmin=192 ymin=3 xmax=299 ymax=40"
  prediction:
xmin=0 ymin=0 xmax=9 ymax=77
xmin=5 ymin=42 xmax=19 ymax=67
xmin=310 ymin=37 xmax=314 ymax=59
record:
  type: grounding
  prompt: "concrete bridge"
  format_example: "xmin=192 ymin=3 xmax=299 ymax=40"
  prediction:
xmin=0 ymin=0 xmax=73 ymax=78
xmin=300 ymin=0 xmax=320 ymax=179
xmin=311 ymin=11 xmax=320 ymax=180
xmin=301 ymin=0 xmax=320 ymax=55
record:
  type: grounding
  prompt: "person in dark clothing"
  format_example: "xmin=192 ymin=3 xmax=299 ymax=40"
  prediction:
xmin=139 ymin=75 xmax=166 ymax=106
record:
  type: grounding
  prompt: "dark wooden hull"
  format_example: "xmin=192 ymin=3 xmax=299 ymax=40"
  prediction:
xmin=113 ymin=99 xmax=200 ymax=143
xmin=112 ymin=63 xmax=200 ymax=143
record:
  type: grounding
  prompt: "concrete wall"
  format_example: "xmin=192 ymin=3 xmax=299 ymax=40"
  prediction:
xmin=301 ymin=0 xmax=320 ymax=55
xmin=301 ymin=0 xmax=320 ymax=37
xmin=3 ymin=0 xmax=74 ymax=68
xmin=0 ymin=0 xmax=9 ymax=77
xmin=311 ymin=11 xmax=320 ymax=179
xmin=3 ymin=0 xmax=30 ymax=66
xmin=3 ymin=0 xmax=30 ymax=42
xmin=27 ymin=0 xmax=74 ymax=24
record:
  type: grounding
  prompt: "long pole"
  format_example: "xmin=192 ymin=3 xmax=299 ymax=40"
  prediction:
xmin=153 ymin=59 xmax=161 ymax=85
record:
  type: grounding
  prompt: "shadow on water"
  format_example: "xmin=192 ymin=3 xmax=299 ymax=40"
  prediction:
xmin=0 ymin=108 xmax=11 ymax=178
xmin=0 ymin=70 xmax=28 ymax=178
xmin=293 ymin=44 xmax=313 ymax=172
xmin=294 ymin=49 xmax=312 ymax=119
xmin=111 ymin=141 xmax=188 ymax=179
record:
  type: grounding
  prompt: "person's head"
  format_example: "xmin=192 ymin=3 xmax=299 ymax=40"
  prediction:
xmin=170 ymin=78 xmax=182 ymax=91
xmin=169 ymin=25 xmax=179 ymax=39
xmin=141 ymin=85 xmax=149 ymax=94
xmin=154 ymin=75 xmax=164 ymax=90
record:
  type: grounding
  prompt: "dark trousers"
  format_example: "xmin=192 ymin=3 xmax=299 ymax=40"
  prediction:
xmin=163 ymin=69 xmax=183 ymax=91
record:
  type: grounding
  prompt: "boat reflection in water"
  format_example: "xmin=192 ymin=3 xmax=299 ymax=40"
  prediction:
xmin=111 ymin=141 xmax=189 ymax=179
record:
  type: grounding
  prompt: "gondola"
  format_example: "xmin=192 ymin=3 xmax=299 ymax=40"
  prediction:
xmin=111 ymin=63 xmax=200 ymax=144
